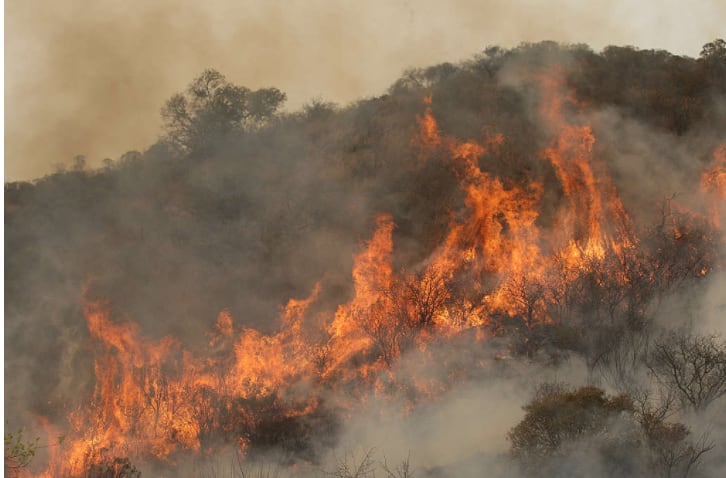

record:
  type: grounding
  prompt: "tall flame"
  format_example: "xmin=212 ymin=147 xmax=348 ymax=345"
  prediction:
xmin=702 ymin=144 xmax=726 ymax=228
xmin=537 ymin=69 xmax=635 ymax=262
xmin=29 ymin=70 xmax=721 ymax=476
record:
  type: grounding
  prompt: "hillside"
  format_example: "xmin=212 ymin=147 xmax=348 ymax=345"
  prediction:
xmin=5 ymin=40 xmax=726 ymax=477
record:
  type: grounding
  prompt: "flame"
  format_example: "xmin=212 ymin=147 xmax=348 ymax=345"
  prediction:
xmin=537 ymin=69 xmax=635 ymax=264
xmin=701 ymin=144 xmax=726 ymax=227
xmin=325 ymin=214 xmax=394 ymax=375
xmin=412 ymin=94 xmax=442 ymax=155
xmin=228 ymin=284 xmax=320 ymax=399
xmin=30 ymin=69 xmax=721 ymax=476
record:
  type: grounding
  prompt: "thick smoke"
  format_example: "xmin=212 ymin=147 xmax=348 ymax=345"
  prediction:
xmin=5 ymin=40 xmax=726 ymax=477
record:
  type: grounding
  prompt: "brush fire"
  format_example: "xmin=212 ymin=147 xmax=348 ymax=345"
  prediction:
xmin=5 ymin=44 xmax=726 ymax=477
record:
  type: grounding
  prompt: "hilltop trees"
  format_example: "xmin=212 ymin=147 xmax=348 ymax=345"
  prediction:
xmin=161 ymin=69 xmax=286 ymax=155
xmin=699 ymin=38 xmax=726 ymax=93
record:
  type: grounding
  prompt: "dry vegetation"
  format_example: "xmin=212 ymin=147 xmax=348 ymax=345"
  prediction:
xmin=5 ymin=40 xmax=726 ymax=477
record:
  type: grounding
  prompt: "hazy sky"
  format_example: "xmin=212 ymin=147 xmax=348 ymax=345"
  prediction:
xmin=5 ymin=0 xmax=725 ymax=181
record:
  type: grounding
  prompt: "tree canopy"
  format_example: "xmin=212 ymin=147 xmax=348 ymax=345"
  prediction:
xmin=161 ymin=68 xmax=286 ymax=155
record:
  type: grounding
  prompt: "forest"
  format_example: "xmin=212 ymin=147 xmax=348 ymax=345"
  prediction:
xmin=4 ymin=40 xmax=726 ymax=477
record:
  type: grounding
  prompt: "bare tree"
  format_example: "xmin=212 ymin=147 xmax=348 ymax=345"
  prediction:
xmin=359 ymin=298 xmax=415 ymax=367
xmin=381 ymin=451 xmax=414 ymax=478
xmin=646 ymin=198 xmax=719 ymax=301
xmin=633 ymin=387 xmax=713 ymax=478
xmin=647 ymin=332 xmax=726 ymax=412
xmin=401 ymin=269 xmax=449 ymax=329
xmin=329 ymin=448 xmax=376 ymax=478
xmin=594 ymin=326 xmax=652 ymax=394
xmin=504 ymin=274 xmax=546 ymax=330
xmin=328 ymin=449 xmax=414 ymax=478
xmin=638 ymin=403 xmax=713 ymax=478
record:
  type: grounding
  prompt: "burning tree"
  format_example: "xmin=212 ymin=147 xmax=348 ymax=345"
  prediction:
xmin=7 ymin=42 xmax=726 ymax=477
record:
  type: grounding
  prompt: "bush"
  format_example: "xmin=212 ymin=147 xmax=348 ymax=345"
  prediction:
xmin=508 ymin=383 xmax=712 ymax=477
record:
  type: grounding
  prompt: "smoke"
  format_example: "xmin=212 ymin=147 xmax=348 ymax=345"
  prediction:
xmin=6 ymin=0 xmax=726 ymax=180
xmin=325 ymin=345 xmax=591 ymax=474
xmin=164 ymin=340 xmax=593 ymax=478
xmin=5 ymin=39 xmax=726 ymax=477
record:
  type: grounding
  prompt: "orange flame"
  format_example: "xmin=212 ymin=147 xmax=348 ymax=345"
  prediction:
xmin=702 ymin=144 xmax=726 ymax=227
xmin=537 ymin=69 xmax=635 ymax=264
xmin=31 ymin=70 xmax=720 ymax=476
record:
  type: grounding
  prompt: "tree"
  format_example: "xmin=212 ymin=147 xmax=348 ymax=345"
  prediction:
xmin=508 ymin=384 xmax=633 ymax=463
xmin=699 ymin=39 xmax=726 ymax=93
xmin=72 ymin=154 xmax=87 ymax=172
xmin=502 ymin=273 xmax=549 ymax=359
xmin=161 ymin=69 xmax=286 ymax=155
xmin=4 ymin=428 xmax=39 ymax=477
xmin=700 ymin=39 xmax=726 ymax=62
xmin=633 ymin=391 xmax=713 ymax=478
xmin=359 ymin=269 xmax=449 ymax=366
xmin=330 ymin=448 xmax=414 ymax=478
xmin=647 ymin=332 xmax=726 ymax=412
xmin=508 ymin=384 xmax=712 ymax=477
xmin=640 ymin=413 xmax=712 ymax=478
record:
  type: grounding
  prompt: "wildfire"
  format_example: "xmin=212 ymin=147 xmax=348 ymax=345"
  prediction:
xmin=28 ymin=70 xmax=721 ymax=477
xmin=537 ymin=70 xmax=635 ymax=264
xmin=702 ymin=144 xmax=726 ymax=227
xmin=412 ymin=94 xmax=442 ymax=155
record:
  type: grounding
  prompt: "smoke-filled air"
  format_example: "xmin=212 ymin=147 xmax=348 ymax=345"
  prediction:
xmin=5 ymin=40 xmax=726 ymax=478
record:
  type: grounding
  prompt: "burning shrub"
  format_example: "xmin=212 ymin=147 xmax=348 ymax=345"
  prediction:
xmin=6 ymin=41 xmax=726 ymax=477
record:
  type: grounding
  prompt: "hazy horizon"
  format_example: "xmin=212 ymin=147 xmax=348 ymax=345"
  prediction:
xmin=5 ymin=0 xmax=725 ymax=181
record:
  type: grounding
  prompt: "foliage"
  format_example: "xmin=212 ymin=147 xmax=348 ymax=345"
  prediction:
xmin=699 ymin=38 xmax=726 ymax=94
xmin=161 ymin=68 xmax=286 ymax=155
xmin=5 ymin=39 xmax=726 ymax=476
xmin=508 ymin=384 xmax=713 ymax=477
xmin=508 ymin=384 xmax=633 ymax=462
xmin=4 ymin=428 xmax=39 ymax=475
